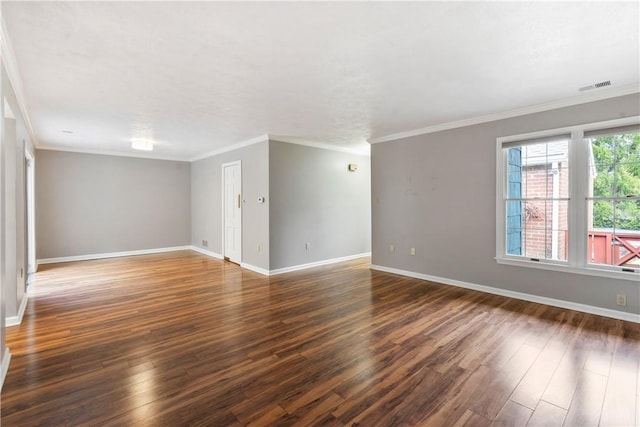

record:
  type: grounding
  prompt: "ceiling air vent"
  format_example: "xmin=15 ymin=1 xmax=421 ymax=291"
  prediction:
xmin=579 ymin=80 xmax=612 ymax=92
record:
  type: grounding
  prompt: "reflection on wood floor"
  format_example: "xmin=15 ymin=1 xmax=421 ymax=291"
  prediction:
xmin=2 ymin=251 xmax=639 ymax=426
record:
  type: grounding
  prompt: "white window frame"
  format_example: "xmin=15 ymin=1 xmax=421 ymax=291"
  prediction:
xmin=496 ymin=116 xmax=640 ymax=280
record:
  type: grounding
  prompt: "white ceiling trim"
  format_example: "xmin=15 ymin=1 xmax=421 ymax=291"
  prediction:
xmin=369 ymin=84 xmax=640 ymax=144
xmin=270 ymin=137 xmax=370 ymax=157
xmin=38 ymin=132 xmax=369 ymax=163
xmin=1 ymin=17 xmax=38 ymax=146
xmin=189 ymin=134 xmax=269 ymax=162
xmin=37 ymin=144 xmax=191 ymax=163
xmin=190 ymin=133 xmax=370 ymax=162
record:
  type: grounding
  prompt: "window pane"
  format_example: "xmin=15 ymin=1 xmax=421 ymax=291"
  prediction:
xmin=557 ymin=162 xmax=570 ymax=199
xmin=615 ymin=133 xmax=640 ymax=165
xmin=591 ymin=162 xmax=615 ymax=197
xmin=616 ymin=199 xmax=640 ymax=231
xmin=514 ymin=200 xmax=568 ymax=261
xmin=520 ymin=140 xmax=569 ymax=199
xmin=588 ymin=199 xmax=640 ymax=267
xmin=546 ymin=200 xmax=568 ymax=261
xmin=522 ymin=165 xmax=547 ymax=199
xmin=507 ymin=171 xmax=522 ymax=198
xmin=506 ymin=200 xmax=523 ymax=256
xmin=589 ymin=132 xmax=640 ymax=198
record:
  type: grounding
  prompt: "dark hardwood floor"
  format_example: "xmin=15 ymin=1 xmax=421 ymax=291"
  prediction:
xmin=2 ymin=251 xmax=638 ymax=426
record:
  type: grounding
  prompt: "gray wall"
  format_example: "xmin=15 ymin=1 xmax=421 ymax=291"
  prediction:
xmin=3 ymin=63 xmax=33 ymax=320
xmin=4 ymin=117 xmax=17 ymax=320
xmin=269 ymin=140 xmax=371 ymax=270
xmin=2 ymin=59 xmax=37 ymax=379
xmin=35 ymin=151 xmax=191 ymax=259
xmin=1 ymin=70 xmax=7 ymax=374
xmin=191 ymin=141 xmax=270 ymax=270
xmin=372 ymin=93 xmax=640 ymax=316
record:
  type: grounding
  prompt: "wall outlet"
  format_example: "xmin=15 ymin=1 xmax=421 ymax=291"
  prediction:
xmin=410 ymin=247 xmax=416 ymax=256
xmin=616 ymin=294 xmax=627 ymax=307
xmin=305 ymin=242 xmax=311 ymax=251
xmin=389 ymin=244 xmax=395 ymax=253
xmin=202 ymin=240 xmax=208 ymax=247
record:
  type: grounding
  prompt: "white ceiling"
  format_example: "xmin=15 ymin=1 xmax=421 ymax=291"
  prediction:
xmin=3 ymin=1 xmax=639 ymax=161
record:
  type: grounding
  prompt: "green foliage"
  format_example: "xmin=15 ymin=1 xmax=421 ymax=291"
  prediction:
xmin=591 ymin=132 xmax=640 ymax=230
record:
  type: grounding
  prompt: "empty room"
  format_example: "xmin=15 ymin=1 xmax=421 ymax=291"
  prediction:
xmin=0 ymin=2 xmax=639 ymax=426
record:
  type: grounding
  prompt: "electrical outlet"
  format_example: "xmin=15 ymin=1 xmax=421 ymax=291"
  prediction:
xmin=305 ymin=242 xmax=311 ymax=251
xmin=410 ymin=247 xmax=416 ymax=256
xmin=202 ymin=240 xmax=208 ymax=247
xmin=389 ymin=244 xmax=395 ymax=253
xmin=616 ymin=294 xmax=627 ymax=307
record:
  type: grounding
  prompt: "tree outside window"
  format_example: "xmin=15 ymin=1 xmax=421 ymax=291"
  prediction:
xmin=589 ymin=131 xmax=640 ymax=267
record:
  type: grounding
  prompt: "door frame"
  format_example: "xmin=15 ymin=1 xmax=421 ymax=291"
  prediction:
xmin=25 ymin=147 xmax=35 ymax=280
xmin=221 ymin=160 xmax=242 ymax=263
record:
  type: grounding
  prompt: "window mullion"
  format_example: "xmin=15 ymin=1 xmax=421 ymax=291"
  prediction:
xmin=568 ymin=130 xmax=587 ymax=269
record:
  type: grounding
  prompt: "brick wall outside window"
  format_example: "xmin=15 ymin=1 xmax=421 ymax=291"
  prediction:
xmin=522 ymin=162 xmax=569 ymax=260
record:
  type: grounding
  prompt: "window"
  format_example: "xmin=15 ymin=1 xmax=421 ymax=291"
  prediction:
xmin=504 ymin=136 xmax=570 ymax=262
xmin=496 ymin=117 xmax=640 ymax=278
xmin=587 ymin=127 xmax=640 ymax=269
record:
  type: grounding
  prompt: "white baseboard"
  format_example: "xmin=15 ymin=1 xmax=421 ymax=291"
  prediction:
xmin=191 ymin=248 xmax=371 ymax=277
xmin=190 ymin=247 xmax=270 ymax=275
xmin=37 ymin=246 xmax=193 ymax=264
xmin=6 ymin=294 xmax=28 ymax=327
xmin=189 ymin=246 xmax=223 ymax=259
xmin=269 ymin=252 xmax=372 ymax=276
xmin=0 ymin=347 xmax=11 ymax=391
xmin=241 ymin=263 xmax=270 ymax=276
xmin=370 ymin=264 xmax=640 ymax=324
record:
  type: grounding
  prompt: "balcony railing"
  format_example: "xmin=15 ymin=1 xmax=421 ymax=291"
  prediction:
xmin=588 ymin=230 xmax=640 ymax=267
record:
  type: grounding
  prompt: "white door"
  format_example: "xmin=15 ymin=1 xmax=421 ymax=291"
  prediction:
xmin=223 ymin=161 xmax=242 ymax=264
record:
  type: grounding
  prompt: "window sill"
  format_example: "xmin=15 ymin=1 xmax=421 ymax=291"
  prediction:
xmin=495 ymin=256 xmax=640 ymax=281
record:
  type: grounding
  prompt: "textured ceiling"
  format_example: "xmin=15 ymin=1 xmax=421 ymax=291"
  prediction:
xmin=3 ymin=1 xmax=639 ymax=160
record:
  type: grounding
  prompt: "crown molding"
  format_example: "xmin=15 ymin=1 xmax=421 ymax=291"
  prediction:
xmin=37 ymin=132 xmax=369 ymax=164
xmin=1 ymin=17 xmax=39 ymax=147
xmin=36 ymin=145 xmax=191 ymax=162
xmin=369 ymin=84 xmax=640 ymax=144
xmin=191 ymin=133 xmax=370 ymax=162
xmin=270 ymin=136 xmax=370 ymax=157
xmin=189 ymin=134 xmax=269 ymax=162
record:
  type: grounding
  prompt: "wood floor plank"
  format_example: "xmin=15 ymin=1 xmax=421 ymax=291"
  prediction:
xmin=490 ymin=400 xmax=532 ymax=427
xmin=1 ymin=251 xmax=638 ymax=426
xmin=468 ymin=343 xmax=541 ymax=420
xmin=539 ymin=315 xmax=595 ymax=410
xmin=454 ymin=409 xmax=492 ymax=427
xmin=563 ymin=370 xmax=608 ymax=426
xmin=509 ymin=340 xmax=566 ymax=410
xmin=599 ymin=325 xmax=639 ymax=427
xmin=526 ymin=400 xmax=567 ymax=426
xmin=422 ymin=365 xmax=495 ymax=426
